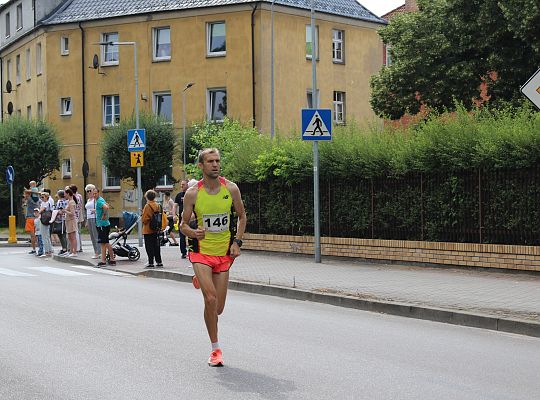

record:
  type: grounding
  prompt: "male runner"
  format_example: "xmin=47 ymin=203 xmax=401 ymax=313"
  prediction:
xmin=180 ymin=148 xmax=246 ymax=367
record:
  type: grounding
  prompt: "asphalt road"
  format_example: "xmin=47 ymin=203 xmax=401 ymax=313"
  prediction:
xmin=1 ymin=249 xmax=539 ymax=400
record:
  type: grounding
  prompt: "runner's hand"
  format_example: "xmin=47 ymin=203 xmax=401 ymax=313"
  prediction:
xmin=193 ymin=226 xmax=205 ymax=240
xmin=230 ymin=243 xmax=241 ymax=258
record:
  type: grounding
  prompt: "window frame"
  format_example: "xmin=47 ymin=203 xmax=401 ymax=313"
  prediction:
xmin=305 ymin=25 xmax=319 ymax=60
xmin=306 ymin=89 xmax=320 ymax=109
xmin=36 ymin=43 xmax=42 ymax=75
xmin=37 ymin=101 xmax=43 ymax=119
xmin=153 ymin=27 xmax=171 ymax=61
xmin=16 ymin=4 xmax=22 ymax=31
xmin=60 ymin=97 xmax=72 ymax=116
xmin=25 ymin=48 xmax=31 ymax=80
xmin=26 ymin=105 xmax=32 ymax=120
xmin=156 ymin=167 xmax=174 ymax=189
xmin=61 ymin=36 xmax=69 ymax=55
xmin=333 ymin=91 xmax=346 ymax=125
xmin=102 ymin=165 xmax=121 ymax=191
xmin=385 ymin=45 xmax=393 ymax=66
xmin=6 ymin=59 xmax=11 ymax=82
xmin=15 ymin=54 xmax=21 ymax=85
xmin=5 ymin=12 xmax=10 ymax=38
xmin=332 ymin=29 xmax=345 ymax=64
xmin=62 ymin=159 xmax=72 ymax=179
xmin=102 ymin=94 xmax=120 ymax=127
xmin=101 ymin=32 xmax=119 ymax=66
xmin=153 ymin=91 xmax=173 ymax=122
xmin=207 ymin=88 xmax=227 ymax=122
xmin=206 ymin=21 xmax=226 ymax=57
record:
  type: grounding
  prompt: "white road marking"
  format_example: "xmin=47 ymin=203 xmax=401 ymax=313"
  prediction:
xmin=28 ymin=267 xmax=90 ymax=276
xmin=0 ymin=268 xmax=36 ymax=277
xmin=65 ymin=265 xmax=132 ymax=276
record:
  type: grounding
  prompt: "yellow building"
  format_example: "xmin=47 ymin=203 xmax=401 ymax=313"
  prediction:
xmin=1 ymin=0 xmax=385 ymax=218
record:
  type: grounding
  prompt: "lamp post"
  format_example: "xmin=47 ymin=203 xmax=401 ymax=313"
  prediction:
xmin=97 ymin=41 xmax=143 ymax=246
xmin=182 ymin=82 xmax=195 ymax=176
xmin=271 ymin=0 xmax=275 ymax=140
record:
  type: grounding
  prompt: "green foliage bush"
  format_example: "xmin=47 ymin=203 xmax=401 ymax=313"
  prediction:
xmin=0 ymin=118 xmax=60 ymax=226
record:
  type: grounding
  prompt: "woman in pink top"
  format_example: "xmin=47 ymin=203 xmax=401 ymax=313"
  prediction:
xmin=64 ymin=188 xmax=78 ymax=257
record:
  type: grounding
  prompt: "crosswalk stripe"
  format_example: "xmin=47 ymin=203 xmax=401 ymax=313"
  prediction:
xmin=65 ymin=265 xmax=132 ymax=276
xmin=0 ymin=267 xmax=36 ymax=277
xmin=28 ymin=267 xmax=90 ymax=276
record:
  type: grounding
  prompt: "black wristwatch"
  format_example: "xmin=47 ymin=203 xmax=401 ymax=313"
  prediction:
xmin=233 ymin=238 xmax=243 ymax=247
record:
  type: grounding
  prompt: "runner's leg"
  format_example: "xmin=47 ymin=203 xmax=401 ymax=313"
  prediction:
xmin=213 ymin=271 xmax=229 ymax=316
xmin=193 ymin=263 xmax=219 ymax=343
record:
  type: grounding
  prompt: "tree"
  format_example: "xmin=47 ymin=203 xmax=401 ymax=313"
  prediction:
xmin=371 ymin=0 xmax=540 ymax=119
xmin=0 ymin=118 xmax=60 ymax=223
xmin=101 ymin=113 xmax=177 ymax=191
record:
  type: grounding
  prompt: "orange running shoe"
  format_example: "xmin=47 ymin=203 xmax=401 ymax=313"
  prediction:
xmin=208 ymin=348 xmax=224 ymax=367
xmin=192 ymin=275 xmax=200 ymax=289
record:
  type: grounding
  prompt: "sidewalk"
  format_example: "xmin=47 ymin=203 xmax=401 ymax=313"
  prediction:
xmin=4 ymin=236 xmax=540 ymax=337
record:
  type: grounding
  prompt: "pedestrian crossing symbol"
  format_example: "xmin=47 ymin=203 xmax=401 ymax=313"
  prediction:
xmin=127 ymin=129 xmax=146 ymax=152
xmin=301 ymin=109 xmax=332 ymax=141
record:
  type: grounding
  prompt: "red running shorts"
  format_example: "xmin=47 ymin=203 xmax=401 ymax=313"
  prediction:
xmin=189 ymin=253 xmax=234 ymax=273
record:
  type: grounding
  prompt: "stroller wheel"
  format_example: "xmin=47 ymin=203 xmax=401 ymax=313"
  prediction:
xmin=128 ymin=248 xmax=140 ymax=261
xmin=105 ymin=253 xmax=110 ymax=262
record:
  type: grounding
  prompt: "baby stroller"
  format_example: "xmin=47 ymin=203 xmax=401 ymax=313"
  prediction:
xmin=107 ymin=211 xmax=141 ymax=261
xmin=159 ymin=225 xmax=173 ymax=246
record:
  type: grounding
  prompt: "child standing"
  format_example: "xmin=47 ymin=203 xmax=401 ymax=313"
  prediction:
xmin=33 ymin=208 xmax=44 ymax=257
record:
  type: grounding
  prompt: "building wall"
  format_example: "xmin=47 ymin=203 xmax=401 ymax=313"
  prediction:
xmin=1 ymin=0 xmax=35 ymax=48
xmin=2 ymin=6 xmax=384 ymax=216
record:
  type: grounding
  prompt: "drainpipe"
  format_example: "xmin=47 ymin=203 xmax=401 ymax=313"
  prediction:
xmin=79 ymin=22 xmax=88 ymax=196
xmin=251 ymin=3 xmax=259 ymax=128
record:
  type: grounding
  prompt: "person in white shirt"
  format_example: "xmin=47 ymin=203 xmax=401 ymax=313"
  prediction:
xmin=84 ymin=184 xmax=101 ymax=259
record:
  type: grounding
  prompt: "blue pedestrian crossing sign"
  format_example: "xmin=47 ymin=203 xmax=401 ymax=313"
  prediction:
xmin=5 ymin=165 xmax=14 ymax=185
xmin=302 ymin=109 xmax=332 ymax=141
xmin=127 ymin=129 xmax=146 ymax=152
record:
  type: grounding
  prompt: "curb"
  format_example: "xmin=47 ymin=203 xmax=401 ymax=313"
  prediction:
xmin=34 ymin=250 xmax=540 ymax=339
xmin=135 ymin=269 xmax=540 ymax=339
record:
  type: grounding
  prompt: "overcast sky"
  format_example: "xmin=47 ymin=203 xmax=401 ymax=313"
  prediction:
xmin=0 ymin=0 xmax=404 ymax=17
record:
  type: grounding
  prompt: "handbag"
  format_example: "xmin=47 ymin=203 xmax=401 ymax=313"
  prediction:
xmin=52 ymin=220 xmax=64 ymax=235
xmin=40 ymin=210 xmax=52 ymax=225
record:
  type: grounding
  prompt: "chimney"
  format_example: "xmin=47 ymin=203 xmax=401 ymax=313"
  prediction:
xmin=405 ymin=0 xmax=418 ymax=12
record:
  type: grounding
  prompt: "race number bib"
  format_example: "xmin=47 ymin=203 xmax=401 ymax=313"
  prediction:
xmin=202 ymin=213 xmax=229 ymax=233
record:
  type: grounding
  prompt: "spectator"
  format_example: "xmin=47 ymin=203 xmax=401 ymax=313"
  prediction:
xmin=142 ymin=189 xmax=166 ymax=268
xmin=64 ymin=188 xmax=78 ymax=257
xmin=33 ymin=208 xmax=44 ymax=257
xmin=84 ymin=184 xmax=101 ymax=259
xmin=163 ymin=191 xmax=179 ymax=246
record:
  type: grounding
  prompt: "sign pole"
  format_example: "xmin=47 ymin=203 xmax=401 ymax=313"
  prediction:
xmin=134 ymin=43 xmax=143 ymax=247
xmin=311 ymin=0 xmax=321 ymax=263
xmin=6 ymin=166 xmax=17 ymax=244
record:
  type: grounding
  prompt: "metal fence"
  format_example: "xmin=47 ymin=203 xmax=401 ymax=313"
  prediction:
xmin=238 ymin=166 xmax=540 ymax=245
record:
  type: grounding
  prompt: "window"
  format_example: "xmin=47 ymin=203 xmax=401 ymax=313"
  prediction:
xmin=5 ymin=13 xmax=10 ymax=37
xmin=103 ymin=95 xmax=120 ymax=126
xmin=333 ymin=91 xmax=346 ymax=124
xmin=26 ymin=105 xmax=32 ymax=119
xmin=332 ymin=29 xmax=344 ymax=63
xmin=385 ymin=45 xmax=393 ymax=66
xmin=62 ymin=159 xmax=72 ymax=178
xmin=207 ymin=22 xmax=226 ymax=56
xmin=153 ymin=92 xmax=172 ymax=122
xmin=306 ymin=25 xmax=319 ymax=59
xmin=306 ymin=89 xmax=320 ymax=108
xmin=60 ymin=97 xmax=72 ymax=115
xmin=153 ymin=27 xmax=171 ymax=60
xmin=207 ymin=88 xmax=227 ymax=122
xmin=16 ymin=109 xmax=21 ymax=117
xmin=6 ymin=59 xmax=11 ymax=82
xmin=36 ymin=43 xmax=42 ymax=75
xmin=102 ymin=165 xmax=121 ymax=189
xmin=15 ymin=55 xmax=21 ymax=84
xmin=37 ymin=102 xmax=43 ymax=119
xmin=25 ymin=48 xmax=31 ymax=80
xmin=101 ymin=32 xmax=119 ymax=65
xmin=156 ymin=167 xmax=173 ymax=188
xmin=61 ymin=36 xmax=69 ymax=55
xmin=16 ymin=4 xmax=22 ymax=30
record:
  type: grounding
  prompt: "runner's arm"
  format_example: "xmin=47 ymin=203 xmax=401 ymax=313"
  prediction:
xmin=180 ymin=188 xmax=204 ymax=239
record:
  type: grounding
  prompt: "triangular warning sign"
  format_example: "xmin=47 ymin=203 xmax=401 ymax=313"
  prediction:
xmin=303 ymin=111 xmax=330 ymax=137
xmin=129 ymin=132 xmax=143 ymax=148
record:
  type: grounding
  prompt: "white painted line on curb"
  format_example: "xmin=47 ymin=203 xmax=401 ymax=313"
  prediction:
xmin=0 ymin=267 xmax=36 ymax=276
xmin=28 ymin=267 xmax=90 ymax=276
xmin=66 ymin=265 xmax=132 ymax=276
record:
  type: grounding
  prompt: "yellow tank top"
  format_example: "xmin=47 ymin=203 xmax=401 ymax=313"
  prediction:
xmin=190 ymin=177 xmax=234 ymax=256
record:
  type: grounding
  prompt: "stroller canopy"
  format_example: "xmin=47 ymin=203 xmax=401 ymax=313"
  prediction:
xmin=122 ymin=211 xmax=139 ymax=230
